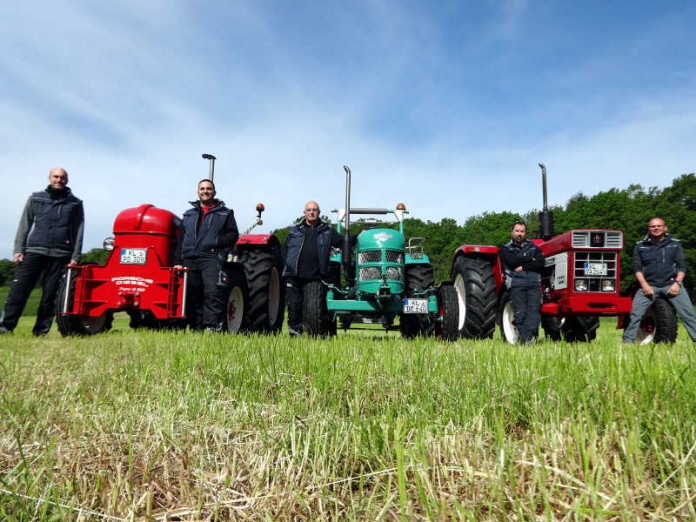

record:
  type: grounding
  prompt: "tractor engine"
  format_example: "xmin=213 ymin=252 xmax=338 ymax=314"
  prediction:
xmin=355 ymin=228 xmax=405 ymax=298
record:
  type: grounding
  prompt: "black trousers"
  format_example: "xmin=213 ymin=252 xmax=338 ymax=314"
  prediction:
xmin=185 ymin=256 xmax=228 ymax=331
xmin=285 ymin=276 xmax=323 ymax=334
xmin=0 ymin=253 xmax=70 ymax=335
xmin=509 ymin=286 xmax=542 ymax=343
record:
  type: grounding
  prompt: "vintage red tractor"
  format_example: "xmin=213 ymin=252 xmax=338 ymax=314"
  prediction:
xmin=56 ymin=155 xmax=284 ymax=336
xmin=451 ymin=163 xmax=639 ymax=343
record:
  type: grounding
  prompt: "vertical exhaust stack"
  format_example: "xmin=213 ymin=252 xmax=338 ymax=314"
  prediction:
xmin=538 ymin=162 xmax=555 ymax=240
xmin=342 ymin=165 xmax=354 ymax=283
xmin=202 ymin=153 xmax=216 ymax=182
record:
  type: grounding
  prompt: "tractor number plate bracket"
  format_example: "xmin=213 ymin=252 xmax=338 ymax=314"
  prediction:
xmin=120 ymin=248 xmax=148 ymax=265
xmin=403 ymin=298 xmax=428 ymax=314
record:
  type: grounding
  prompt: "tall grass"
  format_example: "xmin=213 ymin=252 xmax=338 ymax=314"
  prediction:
xmin=1 ymin=316 xmax=694 ymax=520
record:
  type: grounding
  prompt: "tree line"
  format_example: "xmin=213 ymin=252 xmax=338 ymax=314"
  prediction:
xmin=1 ymin=174 xmax=694 ymax=296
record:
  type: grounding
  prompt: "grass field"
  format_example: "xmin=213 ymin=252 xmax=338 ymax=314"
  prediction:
xmin=0 ymin=315 xmax=694 ymax=520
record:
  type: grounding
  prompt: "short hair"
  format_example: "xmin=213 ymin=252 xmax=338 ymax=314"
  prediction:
xmin=511 ymin=220 xmax=527 ymax=231
xmin=198 ymin=179 xmax=216 ymax=191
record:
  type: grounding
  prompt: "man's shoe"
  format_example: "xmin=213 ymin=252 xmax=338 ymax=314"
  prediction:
xmin=0 ymin=326 xmax=11 ymax=335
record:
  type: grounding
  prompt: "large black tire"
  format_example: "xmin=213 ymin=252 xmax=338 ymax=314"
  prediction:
xmin=635 ymin=298 xmax=678 ymax=344
xmin=56 ymin=273 xmax=113 ymax=336
xmin=541 ymin=316 xmax=563 ymax=341
xmin=560 ymin=316 xmax=599 ymax=343
xmin=435 ymin=285 xmax=459 ymax=341
xmin=302 ymin=281 xmax=334 ymax=336
xmin=451 ymin=256 xmax=496 ymax=339
xmin=497 ymin=291 xmax=519 ymax=344
xmin=238 ymin=248 xmax=285 ymax=333
xmin=225 ymin=268 xmax=247 ymax=333
xmin=400 ymin=264 xmax=436 ymax=338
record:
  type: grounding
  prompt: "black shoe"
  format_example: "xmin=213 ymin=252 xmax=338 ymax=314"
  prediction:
xmin=0 ymin=326 xmax=11 ymax=335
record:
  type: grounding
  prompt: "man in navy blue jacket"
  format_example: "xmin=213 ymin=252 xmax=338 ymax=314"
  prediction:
xmin=500 ymin=221 xmax=545 ymax=344
xmin=622 ymin=217 xmax=696 ymax=343
xmin=0 ymin=168 xmax=84 ymax=336
xmin=283 ymin=201 xmax=342 ymax=335
xmin=174 ymin=179 xmax=239 ymax=332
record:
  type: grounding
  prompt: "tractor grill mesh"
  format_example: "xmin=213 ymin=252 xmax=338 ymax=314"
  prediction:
xmin=574 ymin=251 xmax=618 ymax=291
xmin=571 ymin=231 xmax=623 ymax=248
xmin=385 ymin=250 xmax=403 ymax=263
xmin=358 ymin=251 xmax=381 ymax=264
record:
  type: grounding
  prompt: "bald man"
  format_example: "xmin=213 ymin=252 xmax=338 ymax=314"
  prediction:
xmin=0 ymin=168 xmax=84 ymax=336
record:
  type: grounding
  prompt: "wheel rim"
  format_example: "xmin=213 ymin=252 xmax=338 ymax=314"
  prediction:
xmin=501 ymin=301 xmax=519 ymax=344
xmin=227 ymin=286 xmax=245 ymax=332
xmin=453 ymin=273 xmax=467 ymax=330
xmin=267 ymin=266 xmax=281 ymax=326
xmin=637 ymin=311 xmax=656 ymax=345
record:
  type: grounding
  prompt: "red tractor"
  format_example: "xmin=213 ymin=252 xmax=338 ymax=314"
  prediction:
xmin=56 ymin=155 xmax=284 ymax=336
xmin=451 ymin=163 xmax=636 ymax=343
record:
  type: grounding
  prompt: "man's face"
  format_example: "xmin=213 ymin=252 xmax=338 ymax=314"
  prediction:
xmin=48 ymin=169 xmax=68 ymax=190
xmin=197 ymin=181 xmax=216 ymax=205
xmin=647 ymin=219 xmax=667 ymax=240
xmin=512 ymin=224 xmax=527 ymax=244
xmin=304 ymin=203 xmax=320 ymax=225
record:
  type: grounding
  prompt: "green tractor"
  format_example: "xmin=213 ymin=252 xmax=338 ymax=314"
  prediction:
xmin=302 ymin=166 xmax=460 ymax=340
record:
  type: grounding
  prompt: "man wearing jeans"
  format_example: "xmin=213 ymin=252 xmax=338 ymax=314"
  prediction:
xmin=622 ymin=217 xmax=696 ymax=343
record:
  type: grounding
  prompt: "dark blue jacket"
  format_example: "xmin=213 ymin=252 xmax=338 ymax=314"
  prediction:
xmin=176 ymin=201 xmax=239 ymax=262
xmin=283 ymin=219 xmax=341 ymax=278
xmin=500 ymin=239 xmax=545 ymax=288
xmin=16 ymin=186 xmax=84 ymax=260
xmin=632 ymin=234 xmax=685 ymax=287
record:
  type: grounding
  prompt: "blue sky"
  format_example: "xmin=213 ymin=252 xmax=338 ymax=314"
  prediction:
xmin=1 ymin=0 xmax=694 ymax=256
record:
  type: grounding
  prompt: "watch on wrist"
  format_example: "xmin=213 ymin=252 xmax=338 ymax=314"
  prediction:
xmin=674 ymin=280 xmax=683 ymax=287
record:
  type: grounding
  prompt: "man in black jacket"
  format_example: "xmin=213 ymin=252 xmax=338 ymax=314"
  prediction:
xmin=622 ymin=217 xmax=696 ymax=343
xmin=500 ymin=221 xmax=545 ymax=344
xmin=0 ymin=168 xmax=84 ymax=336
xmin=283 ymin=201 xmax=342 ymax=335
xmin=174 ymin=179 xmax=239 ymax=332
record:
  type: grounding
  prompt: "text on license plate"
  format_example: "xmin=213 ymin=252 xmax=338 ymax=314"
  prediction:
xmin=120 ymin=248 xmax=147 ymax=265
xmin=403 ymin=298 xmax=428 ymax=314
xmin=584 ymin=262 xmax=607 ymax=276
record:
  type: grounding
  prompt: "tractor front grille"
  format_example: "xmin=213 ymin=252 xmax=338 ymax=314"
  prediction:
xmin=573 ymin=251 xmax=618 ymax=292
xmin=358 ymin=250 xmax=403 ymax=264
xmin=357 ymin=249 xmax=404 ymax=281
xmin=572 ymin=230 xmax=623 ymax=249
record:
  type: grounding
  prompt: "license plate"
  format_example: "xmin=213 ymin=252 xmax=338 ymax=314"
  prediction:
xmin=584 ymin=262 xmax=607 ymax=276
xmin=120 ymin=248 xmax=147 ymax=265
xmin=403 ymin=298 xmax=428 ymax=314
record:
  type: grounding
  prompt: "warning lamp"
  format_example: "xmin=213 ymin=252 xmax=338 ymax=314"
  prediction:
xmin=395 ymin=203 xmax=407 ymax=211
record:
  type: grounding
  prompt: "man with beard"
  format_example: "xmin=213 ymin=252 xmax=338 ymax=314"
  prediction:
xmin=500 ymin=221 xmax=545 ymax=344
xmin=174 ymin=179 xmax=239 ymax=332
xmin=0 ymin=167 xmax=84 ymax=336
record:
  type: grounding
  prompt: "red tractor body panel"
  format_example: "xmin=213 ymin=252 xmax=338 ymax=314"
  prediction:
xmin=60 ymin=204 xmax=187 ymax=321
xmin=236 ymin=233 xmax=280 ymax=247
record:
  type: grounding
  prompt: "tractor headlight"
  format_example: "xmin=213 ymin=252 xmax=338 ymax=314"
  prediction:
xmin=575 ymin=279 xmax=588 ymax=292
xmin=103 ymin=237 xmax=115 ymax=251
xmin=601 ymin=280 xmax=615 ymax=292
xmin=386 ymin=266 xmax=401 ymax=280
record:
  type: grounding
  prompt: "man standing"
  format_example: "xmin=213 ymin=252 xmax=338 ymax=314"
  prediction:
xmin=0 ymin=167 xmax=84 ymax=336
xmin=283 ymin=201 xmax=342 ymax=335
xmin=622 ymin=217 xmax=696 ymax=343
xmin=500 ymin=221 xmax=545 ymax=344
xmin=174 ymin=179 xmax=239 ymax=332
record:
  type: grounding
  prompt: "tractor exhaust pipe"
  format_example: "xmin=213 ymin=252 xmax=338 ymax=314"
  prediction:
xmin=538 ymin=162 xmax=554 ymax=240
xmin=202 ymin=153 xmax=216 ymax=182
xmin=342 ymin=165 xmax=354 ymax=283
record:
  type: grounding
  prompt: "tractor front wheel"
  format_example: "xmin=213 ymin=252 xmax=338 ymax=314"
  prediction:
xmin=435 ymin=285 xmax=459 ymax=341
xmin=497 ymin=291 xmax=519 ymax=344
xmin=560 ymin=316 xmax=599 ymax=343
xmin=225 ymin=269 xmax=247 ymax=333
xmin=635 ymin=298 xmax=677 ymax=344
xmin=302 ymin=281 xmax=334 ymax=337
xmin=401 ymin=264 xmax=436 ymax=338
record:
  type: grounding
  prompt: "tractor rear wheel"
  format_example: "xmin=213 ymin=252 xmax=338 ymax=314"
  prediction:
xmin=401 ymin=264 xmax=435 ymax=338
xmin=239 ymin=248 xmax=285 ymax=333
xmin=302 ymin=280 xmax=334 ymax=336
xmin=560 ymin=316 xmax=600 ymax=343
xmin=635 ymin=298 xmax=677 ymax=344
xmin=56 ymin=273 xmax=113 ymax=336
xmin=451 ymin=256 xmax=496 ymax=339
xmin=435 ymin=285 xmax=459 ymax=341
xmin=225 ymin=269 xmax=247 ymax=333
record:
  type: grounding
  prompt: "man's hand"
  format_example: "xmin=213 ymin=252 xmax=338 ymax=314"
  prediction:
xmin=667 ymin=282 xmax=681 ymax=297
xmin=641 ymin=285 xmax=655 ymax=298
xmin=12 ymin=253 xmax=24 ymax=265
xmin=68 ymin=259 xmax=79 ymax=267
